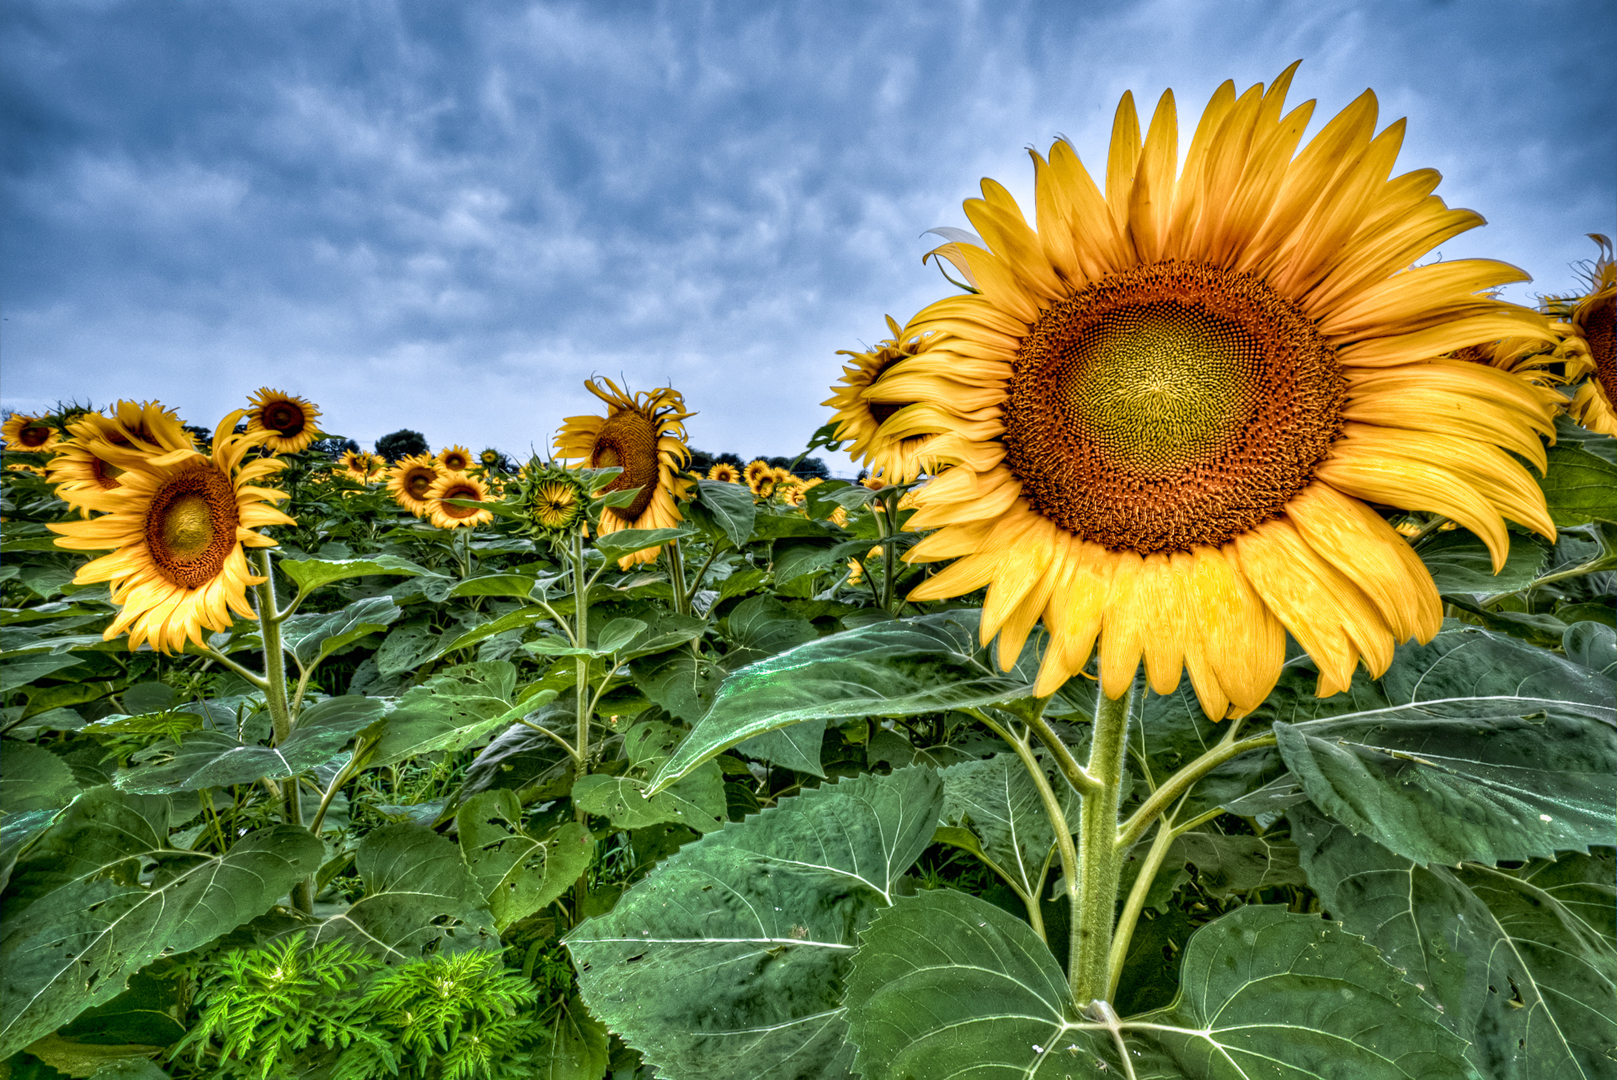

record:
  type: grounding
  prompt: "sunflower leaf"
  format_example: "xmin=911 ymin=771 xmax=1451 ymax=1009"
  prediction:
xmin=281 ymin=596 xmax=402 ymax=668
xmin=1292 ymin=803 xmax=1617 ymax=1079
xmin=113 ymin=695 xmax=386 ymax=794
xmin=694 ymin=479 xmax=757 ymax=548
xmin=647 ymin=610 xmax=1033 ymax=794
xmin=565 ymin=767 xmax=943 ymax=1080
xmin=1416 ymin=528 xmax=1549 ymax=594
xmin=591 ymin=527 xmax=695 ymax=556
xmin=456 ymin=790 xmax=593 ymax=929
xmin=1537 ymin=437 xmax=1617 ymax=526
xmin=446 ymin=572 xmax=540 ymax=599
xmin=0 ymin=788 xmax=323 ymax=1057
xmin=274 ymin=554 xmax=429 ymax=594
xmin=309 ymin=823 xmax=496 ymax=959
xmin=843 ymin=894 xmax=1466 ymax=1080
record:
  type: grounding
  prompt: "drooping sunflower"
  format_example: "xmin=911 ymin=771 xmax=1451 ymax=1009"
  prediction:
xmin=707 ymin=462 xmax=743 ymax=484
xmin=742 ymin=459 xmax=774 ymax=494
xmin=888 ymin=66 xmax=1557 ymax=717
xmin=244 ymin=388 xmax=322 ymax=453
xmin=424 ymin=472 xmax=494 ymax=529
xmin=2 ymin=414 xmax=61 ymax=453
xmin=1552 ymin=235 xmax=1616 ymax=435
xmin=437 ymin=445 xmax=474 ymax=473
xmin=48 ymin=401 xmax=197 ymax=512
xmin=47 ymin=412 xmax=293 ymax=654
xmin=386 ymin=454 xmax=444 ymax=517
xmin=553 ymin=378 xmax=694 ymax=568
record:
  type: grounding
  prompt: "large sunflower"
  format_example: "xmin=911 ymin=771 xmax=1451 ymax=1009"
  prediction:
xmin=48 ymin=411 xmax=293 ymax=654
xmin=47 ymin=402 xmax=196 ymax=512
xmin=2 ymin=414 xmax=60 ymax=453
xmin=386 ymin=454 xmax=444 ymax=517
xmin=245 ymin=388 xmax=322 ymax=453
xmin=1553 ymin=235 xmax=1616 ymax=435
xmin=424 ymin=471 xmax=494 ymax=529
xmin=707 ymin=462 xmax=743 ymax=484
xmin=887 ymin=66 xmax=1556 ymax=717
xmin=553 ymin=378 xmax=694 ymax=568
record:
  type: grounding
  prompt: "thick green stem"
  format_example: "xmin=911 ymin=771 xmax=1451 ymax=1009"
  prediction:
xmin=252 ymin=551 xmax=312 ymax=912
xmin=1072 ymin=683 xmax=1133 ymax=1006
xmin=666 ymin=538 xmax=690 ymax=617
xmin=1116 ymin=730 xmax=1276 ymax=849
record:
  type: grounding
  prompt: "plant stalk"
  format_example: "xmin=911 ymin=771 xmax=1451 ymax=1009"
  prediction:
xmin=1071 ymin=682 xmax=1134 ymax=1006
xmin=251 ymin=550 xmax=313 ymax=913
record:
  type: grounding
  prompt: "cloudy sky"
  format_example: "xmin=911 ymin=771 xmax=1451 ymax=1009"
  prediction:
xmin=3 ymin=0 xmax=1612 ymax=471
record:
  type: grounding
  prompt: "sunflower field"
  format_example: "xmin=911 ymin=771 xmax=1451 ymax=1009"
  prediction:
xmin=2 ymin=69 xmax=1616 ymax=1080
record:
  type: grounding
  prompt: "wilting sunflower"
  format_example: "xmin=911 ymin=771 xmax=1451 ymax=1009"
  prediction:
xmin=386 ymin=454 xmax=444 ymax=517
xmin=1553 ymin=235 xmax=1616 ymax=435
xmin=554 ymin=378 xmax=695 ymax=568
xmin=48 ymin=402 xmax=197 ymax=512
xmin=890 ymin=65 xmax=1556 ymax=717
xmin=244 ymin=388 xmax=322 ymax=453
xmin=437 ymin=445 xmax=474 ymax=473
xmin=48 ymin=411 xmax=293 ymax=654
xmin=338 ymin=450 xmax=385 ymax=482
xmin=2 ymin=414 xmax=60 ymax=453
xmin=424 ymin=472 xmax=494 ymax=529
xmin=707 ymin=462 xmax=743 ymax=483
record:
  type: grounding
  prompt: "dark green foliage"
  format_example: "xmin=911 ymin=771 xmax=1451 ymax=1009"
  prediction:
xmin=374 ymin=429 xmax=429 ymax=462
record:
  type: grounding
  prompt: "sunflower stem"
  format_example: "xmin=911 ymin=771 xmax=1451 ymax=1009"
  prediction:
xmin=1071 ymin=680 xmax=1134 ymax=1006
xmin=250 ymin=550 xmax=313 ymax=913
xmin=1106 ymin=803 xmax=1223 ymax=1001
xmin=572 ymin=528 xmax=592 ymax=792
xmin=666 ymin=538 xmax=690 ymax=617
xmin=194 ymin=645 xmax=270 ymax=692
xmin=1115 ymin=730 xmax=1277 ymax=850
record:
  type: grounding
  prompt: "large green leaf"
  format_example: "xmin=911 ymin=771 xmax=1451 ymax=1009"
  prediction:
xmin=695 ymin=479 xmax=757 ymax=549
xmin=572 ymin=721 xmax=727 ymax=833
xmin=1 ymin=654 xmax=83 ymax=694
xmin=275 ymin=553 xmax=430 ymax=593
xmin=0 ymin=788 xmax=321 ymax=1056
xmin=370 ymin=663 xmax=553 ymax=768
xmin=593 ymin=527 xmax=696 ymax=557
xmin=648 ymin=611 xmax=1037 ymax=792
xmin=1379 ymin=623 xmax=1614 ymax=706
xmin=844 ymin=892 xmax=1465 ymax=1079
xmin=565 ymin=767 xmax=943 ymax=1080
xmin=1 ymin=743 xmax=78 ymax=813
xmin=722 ymin=595 xmax=817 ymax=667
xmin=1417 ymin=529 xmax=1548 ymax=594
xmin=1564 ymin=621 xmax=1617 ymax=678
xmin=114 ymin=696 xmax=385 ymax=795
xmin=456 ymin=790 xmax=592 ymax=929
xmin=1538 ymin=439 xmax=1617 ymax=526
xmin=1276 ymin=695 xmax=1617 ymax=866
xmin=938 ymin=754 xmax=1066 ymax=904
xmin=1293 ymin=805 xmax=1617 ymax=1080
xmin=310 ymin=823 xmax=496 ymax=959
xmin=281 ymin=596 xmax=402 ymax=668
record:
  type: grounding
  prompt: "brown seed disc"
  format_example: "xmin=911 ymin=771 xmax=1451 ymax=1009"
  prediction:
xmin=1587 ymin=293 xmax=1616 ymax=408
xmin=439 ymin=483 xmax=483 ymax=518
xmin=18 ymin=422 xmax=53 ymax=447
xmin=262 ymin=401 xmax=306 ymax=436
xmin=145 ymin=464 xmax=241 ymax=588
xmin=590 ymin=411 xmax=661 ymax=519
xmin=90 ymin=454 xmax=124 ymax=490
xmin=1004 ymin=261 xmax=1346 ymax=554
xmin=404 ymin=467 xmax=436 ymax=497
xmin=441 ymin=451 xmax=471 ymax=472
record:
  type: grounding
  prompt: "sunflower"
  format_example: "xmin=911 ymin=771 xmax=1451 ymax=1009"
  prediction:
xmin=516 ymin=463 xmax=591 ymax=535
xmin=2 ymin=414 xmax=60 ymax=453
xmin=424 ymin=472 xmax=494 ymax=529
xmin=338 ymin=450 xmax=385 ymax=482
xmin=437 ymin=445 xmax=474 ymax=473
xmin=888 ymin=66 xmax=1556 ymax=717
xmin=244 ymin=388 xmax=322 ymax=453
xmin=47 ymin=402 xmax=196 ymax=512
xmin=1551 ymin=235 xmax=1616 ymax=435
xmin=707 ymin=462 xmax=743 ymax=484
xmin=553 ymin=379 xmax=694 ymax=567
xmin=386 ymin=454 xmax=444 ymax=517
xmin=47 ymin=411 xmax=293 ymax=654
xmin=742 ymin=459 xmax=774 ymax=494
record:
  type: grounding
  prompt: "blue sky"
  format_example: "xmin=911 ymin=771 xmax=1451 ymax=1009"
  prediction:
xmin=3 ymin=0 xmax=1612 ymax=470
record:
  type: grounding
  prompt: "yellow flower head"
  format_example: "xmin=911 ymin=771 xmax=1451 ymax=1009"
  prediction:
xmin=48 ymin=411 xmax=294 ymax=654
xmin=553 ymin=378 xmax=695 ymax=568
xmin=882 ymin=65 xmax=1556 ymax=717
xmin=386 ymin=454 xmax=444 ymax=517
xmin=743 ymin=459 xmax=774 ymax=495
xmin=707 ymin=462 xmax=743 ymax=484
xmin=1549 ymin=235 xmax=1616 ymax=435
xmin=437 ymin=445 xmax=474 ymax=473
xmin=47 ymin=402 xmax=196 ymax=513
xmin=2 ymin=414 xmax=61 ymax=453
xmin=338 ymin=450 xmax=385 ymax=481
xmin=245 ymin=388 xmax=322 ymax=453
xmin=424 ymin=471 xmax=494 ymax=529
